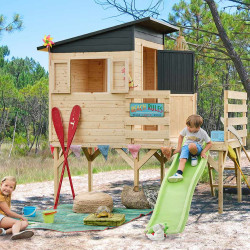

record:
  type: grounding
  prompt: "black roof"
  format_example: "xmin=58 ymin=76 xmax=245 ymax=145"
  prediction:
xmin=37 ymin=17 xmax=179 ymax=51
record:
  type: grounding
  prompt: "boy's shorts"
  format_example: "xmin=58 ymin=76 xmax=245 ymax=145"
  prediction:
xmin=0 ymin=214 xmax=5 ymax=222
xmin=180 ymin=143 xmax=203 ymax=159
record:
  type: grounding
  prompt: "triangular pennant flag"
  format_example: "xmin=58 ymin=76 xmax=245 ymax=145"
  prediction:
xmin=128 ymin=144 xmax=141 ymax=159
xmin=161 ymin=146 xmax=172 ymax=160
xmin=50 ymin=145 xmax=54 ymax=156
xmin=70 ymin=145 xmax=82 ymax=158
xmin=122 ymin=148 xmax=128 ymax=154
xmin=98 ymin=145 xmax=109 ymax=161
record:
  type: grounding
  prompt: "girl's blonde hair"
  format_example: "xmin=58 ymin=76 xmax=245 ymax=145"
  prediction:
xmin=1 ymin=176 xmax=17 ymax=190
xmin=186 ymin=114 xmax=203 ymax=128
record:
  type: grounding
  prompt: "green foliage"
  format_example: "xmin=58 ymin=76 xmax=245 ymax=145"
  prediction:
xmin=13 ymin=134 xmax=29 ymax=156
xmin=0 ymin=13 xmax=23 ymax=36
xmin=166 ymin=0 xmax=248 ymax=133
xmin=0 ymin=45 xmax=49 ymax=155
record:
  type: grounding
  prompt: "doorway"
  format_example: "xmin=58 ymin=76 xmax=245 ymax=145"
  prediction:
xmin=143 ymin=47 xmax=158 ymax=131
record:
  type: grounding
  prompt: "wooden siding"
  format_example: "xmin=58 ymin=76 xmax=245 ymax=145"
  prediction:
xmin=157 ymin=50 xmax=195 ymax=94
xmin=169 ymin=94 xmax=197 ymax=138
xmin=134 ymin=26 xmax=164 ymax=45
xmin=50 ymin=91 xmax=173 ymax=148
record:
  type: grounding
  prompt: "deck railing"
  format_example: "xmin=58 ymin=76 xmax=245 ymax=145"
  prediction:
xmin=224 ymin=90 xmax=247 ymax=145
xmin=125 ymin=90 xmax=170 ymax=148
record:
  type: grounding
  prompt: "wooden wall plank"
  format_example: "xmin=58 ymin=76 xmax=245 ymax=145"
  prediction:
xmin=228 ymin=104 xmax=247 ymax=113
xmin=228 ymin=117 xmax=247 ymax=126
xmin=227 ymin=90 xmax=247 ymax=100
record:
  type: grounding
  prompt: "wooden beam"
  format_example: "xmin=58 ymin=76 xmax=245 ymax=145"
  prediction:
xmin=115 ymin=148 xmax=134 ymax=168
xmin=235 ymin=147 xmax=242 ymax=202
xmin=218 ymin=151 xmax=225 ymax=214
xmin=138 ymin=149 xmax=157 ymax=170
xmin=56 ymin=150 xmax=72 ymax=169
xmin=88 ymin=148 xmax=93 ymax=192
xmin=134 ymin=154 xmax=140 ymax=192
xmin=53 ymin=147 xmax=59 ymax=201
xmin=91 ymin=149 xmax=101 ymax=161
xmin=207 ymin=162 xmax=215 ymax=197
xmin=82 ymin=147 xmax=92 ymax=162
xmin=208 ymin=155 xmax=219 ymax=172
xmin=160 ymin=151 xmax=165 ymax=183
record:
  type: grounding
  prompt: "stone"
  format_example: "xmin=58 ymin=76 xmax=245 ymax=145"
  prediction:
xmin=73 ymin=191 xmax=113 ymax=213
xmin=121 ymin=185 xmax=151 ymax=209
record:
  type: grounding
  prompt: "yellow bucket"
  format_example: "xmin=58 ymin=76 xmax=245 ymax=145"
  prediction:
xmin=42 ymin=210 xmax=57 ymax=223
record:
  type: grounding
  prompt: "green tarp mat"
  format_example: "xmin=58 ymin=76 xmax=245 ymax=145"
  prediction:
xmin=27 ymin=204 xmax=152 ymax=232
xmin=146 ymin=152 xmax=208 ymax=234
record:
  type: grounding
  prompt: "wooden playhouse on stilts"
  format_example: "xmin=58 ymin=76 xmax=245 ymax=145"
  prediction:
xmin=38 ymin=17 xmax=248 ymax=213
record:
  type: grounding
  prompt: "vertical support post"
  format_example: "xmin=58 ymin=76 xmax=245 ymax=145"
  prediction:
xmin=88 ymin=147 xmax=93 ymax=192
xmin=207 ymin=162 xmax=215 ymax=197
xmin=218 ymin=151 xmax=224 ymax=214
xmin=242 ymin=99 xmax=247 ymax=146
xmin=160 ymin=151 xmax=165 ymax=183
xmin=53 ymin=147 xmax=59 ymax=201
xmin=224 ymin=90 xmax=229 ymax=142
xmin=235 ymin=147 xmax=242 ymax=202
xmin=133 ymin=152 xmax=140 ymax=192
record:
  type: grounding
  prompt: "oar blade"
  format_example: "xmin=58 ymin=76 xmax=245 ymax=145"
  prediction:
xmin=67 ymin=105 xmax=81 ymax=148
xmin=52 ymin=107 xmax=65 ymax=150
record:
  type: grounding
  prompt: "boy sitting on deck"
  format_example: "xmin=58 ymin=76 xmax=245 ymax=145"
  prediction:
xmin=168 ymin=114 xmax=212 ymax=182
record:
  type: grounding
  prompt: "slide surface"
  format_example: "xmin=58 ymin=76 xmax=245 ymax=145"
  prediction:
xmin=146 ymin=152 xmax=208 ymax=234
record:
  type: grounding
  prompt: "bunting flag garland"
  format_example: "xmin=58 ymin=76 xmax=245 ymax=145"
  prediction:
xmin=161 ymin=147 xmax=172 ymax=160
xmin=70 ymin=145 xmax=82 ymax=158
xmin=128 ymin=144 xmax=141 ymax=159
xmin=50 ymin=145 xmax=54 ymax=156
xmin=122 ymin=148 xmax=129 ymax=154
xmin=98 ymin=145 xmax=110 ymax=161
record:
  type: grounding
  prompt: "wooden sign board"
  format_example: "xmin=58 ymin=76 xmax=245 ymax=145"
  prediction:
xmin=130 ymin=103 xmax=164 ymax=117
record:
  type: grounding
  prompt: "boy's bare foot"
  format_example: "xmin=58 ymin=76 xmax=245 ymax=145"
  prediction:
xmin=11 ymin=230 xmax=34 ymax=240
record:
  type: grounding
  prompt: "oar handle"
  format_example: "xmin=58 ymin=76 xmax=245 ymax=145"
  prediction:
xmin=234 ymin=160 xmax=250 ymax=190
xmin=242 ymin=147 xmax=250 ymax=162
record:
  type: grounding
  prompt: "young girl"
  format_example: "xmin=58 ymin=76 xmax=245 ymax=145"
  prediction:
xmin=0 ymin=176 xmax=34 ymax=240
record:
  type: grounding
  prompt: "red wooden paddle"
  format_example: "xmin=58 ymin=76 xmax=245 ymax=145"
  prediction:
xmin=52 ymin=105 xmax=81 ymax=209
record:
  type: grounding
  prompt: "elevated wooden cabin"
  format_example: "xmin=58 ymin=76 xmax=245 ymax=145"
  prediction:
xmin=38 ymin=19 xmax=248 ymax=214
xmin=37 ymin=17 xmax=197 ymax=149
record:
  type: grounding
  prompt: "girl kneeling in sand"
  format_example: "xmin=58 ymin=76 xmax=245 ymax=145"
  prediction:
xmin=0 ymin=176 xmax=34 ymax=240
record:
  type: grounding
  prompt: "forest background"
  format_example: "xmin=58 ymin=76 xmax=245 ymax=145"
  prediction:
xmin=0 ymin=0 xmax=249 ymax=159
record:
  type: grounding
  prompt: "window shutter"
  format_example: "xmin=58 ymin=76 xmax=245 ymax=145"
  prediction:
xmin=52 ymin=60 xmax=70 ymax=93
xmin=110 ymin=59 xmax=129 ymax=93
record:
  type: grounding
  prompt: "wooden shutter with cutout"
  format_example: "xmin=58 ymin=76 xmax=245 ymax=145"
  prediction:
xmin=52 ymin=60 xmax=70 ymax=93
xmin=110 ymin=59 xmax=129 ymax=93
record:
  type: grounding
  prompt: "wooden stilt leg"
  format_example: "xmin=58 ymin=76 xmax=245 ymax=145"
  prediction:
xmin=208 ymin=162 xmax=215 ymax=197
xmin=88 ymin=148 xmax=93 ymax=192
xmin=235 ymin=147 xmax=242 ymax=202
xmin=53 ymin=147 xmax=59 ymax=201
xmin=160 ymin=151 xmax=165 ymax=183
xmin=133 ymin=153 xmax=139 ymax=192
xmin=218 ymin=151 xmax=224 ymax=214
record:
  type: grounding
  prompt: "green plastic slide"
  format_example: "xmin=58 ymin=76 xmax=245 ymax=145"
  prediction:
xmin=146 ymin=152 xmax=208 ymax=234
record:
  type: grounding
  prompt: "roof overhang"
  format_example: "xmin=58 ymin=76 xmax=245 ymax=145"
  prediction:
xmin=37 ymin=17 xmax=179 ymax=51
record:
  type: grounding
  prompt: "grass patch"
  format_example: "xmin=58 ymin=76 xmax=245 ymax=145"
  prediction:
xmin=0 ymin=148 xmax=164 ymax=184
xmin=0 ymin=146 xmax=212 ymax=185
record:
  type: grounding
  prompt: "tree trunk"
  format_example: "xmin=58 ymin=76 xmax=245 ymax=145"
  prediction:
xmin=205 ymin=0 xmax=249 ymax=94
xmin=8 ymin=112 xmax=18 ymax=158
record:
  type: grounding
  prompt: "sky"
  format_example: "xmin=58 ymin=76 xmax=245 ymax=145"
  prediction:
xmin=1 ymin=0 xmax=179 ymax=71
